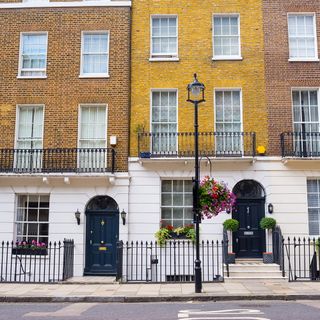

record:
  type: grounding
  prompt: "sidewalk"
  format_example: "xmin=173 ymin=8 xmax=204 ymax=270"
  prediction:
xmin=1 ymin=278 xmax=320 ymax=302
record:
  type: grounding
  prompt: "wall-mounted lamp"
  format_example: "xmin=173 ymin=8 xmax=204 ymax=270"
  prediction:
xmin=120 ymin=209 xmax=127 ymax=225
xmin=268 ymin=203 xmax=274 ymax=214
xmin=75 ymin=209 xmax=81 ymax=225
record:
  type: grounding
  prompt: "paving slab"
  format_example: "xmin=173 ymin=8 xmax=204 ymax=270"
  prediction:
xmin=0 ymin=279 xmax=320 ymax=303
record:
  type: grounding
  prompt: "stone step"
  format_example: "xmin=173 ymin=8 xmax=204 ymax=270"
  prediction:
xmin=235 ymin=258 xmax=263 ymax=263
xmin=225 ymin=276 xmax=287 ymax=281
xmin=226 ymin=270 xmax=284 ymax=278
xmin=228 ymin=264 xmax=281 ymax=272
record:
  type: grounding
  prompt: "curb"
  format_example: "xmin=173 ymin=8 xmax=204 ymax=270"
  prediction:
xmin=1 ymin=294 xmax=320 ymax=303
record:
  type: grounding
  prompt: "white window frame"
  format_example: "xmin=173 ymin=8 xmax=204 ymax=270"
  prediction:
xmin=307 ymin=179 xmax=320 ymax=236
xmin=18 ymin=32 xmax=48 ymax=79
xmin=78 ymin=103 xmax=108 ymax=148
xmin=212 ymin=14 xmax=242 ymax=61
xmin=14 ymin=104 xmax=45 ymax=171
xmin=150 ymin=89 xmax=179 ymax=154
xmin=287 ymin=13 xmax=319 ymax=62
xmin=214 ymin=88 xmax=243 ymax=154
xmin=150 ymin=15 xmax=179 ymax=62
xmin=291 ymin=87 xmax=320 ymax=132
xmin=160 ymin=179 xmax=193 ymax=228
xmin=80 ymin=31 xmax=110 ymax=78
xmin=14 ymin=194 xmax=50 ymax=244
xmin=14 ymin=104 xmax=45 ymax=150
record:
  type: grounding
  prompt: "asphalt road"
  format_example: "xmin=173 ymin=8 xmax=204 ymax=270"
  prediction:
xmin=0 ymin=300 xmax=319 ymax=320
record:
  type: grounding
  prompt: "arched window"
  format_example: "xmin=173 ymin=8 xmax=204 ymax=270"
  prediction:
xmin=86 ymin=196 xmax=119 ymax=212
xmin=233 ymin=180 xmax=265 ymax=199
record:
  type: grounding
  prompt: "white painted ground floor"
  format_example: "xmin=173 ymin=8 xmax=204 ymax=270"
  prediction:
xmin=0 ymin=156 xmax=319 ymax=276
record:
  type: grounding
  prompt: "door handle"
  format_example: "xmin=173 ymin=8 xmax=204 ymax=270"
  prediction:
xmin=101 ymin=241 xmax=104 ymax=244
xmin=247 ymin=225 xmax=251 ymax=229
xmin=236 ymin=238 xmax=239 ymax=243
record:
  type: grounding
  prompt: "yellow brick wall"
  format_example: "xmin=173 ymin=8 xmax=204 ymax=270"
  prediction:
xmin=130 ymin=0 xmax=267 ymax=156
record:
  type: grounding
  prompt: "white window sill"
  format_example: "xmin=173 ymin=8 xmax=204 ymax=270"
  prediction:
xmin=79 ymin=74 xmax=110 ymax=78
xmin=17 ymin=76 xmax=47 ymax=79
xmin=212 ymin=56 xmax=243 ymax=61
xmin=288 ymin=58 xmax=320 ymax=62
xmin=149 ymin=57 xmax=180 ymax=62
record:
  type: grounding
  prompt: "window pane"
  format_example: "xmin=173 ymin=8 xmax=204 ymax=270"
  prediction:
xmin=292 ymin=88 xmax=320 ymax=155
xmin=152 ymin=17 xmax=177 ymax=56
xmin=82 ymin=32 xmax=109 ymax=74
xmin=173 ymin=180 xmax=183 ymax=192
xmin=307 ymin=180 xmax=320 ymax=235
xmin=213 ymin=16 xmax=239 ymax=57
xmin=151 ymin=91 xmax=177 ymax=153
xmin=21 ymin=33 xmax=47 ymax=76
xmin=161 ymin=180 xmax=192 ymax=227
xmin=162 ymin=193 xmax=172 ymax=206
xmin=288 ymin=15 xmax=316 ymax=59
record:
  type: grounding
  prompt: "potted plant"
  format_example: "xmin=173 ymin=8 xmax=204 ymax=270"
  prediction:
xmin=12 ymin=240 xmax=47 ymax=256
xmin=223 ymin=219 xmax=240 ymax=264
xmin=155 ymin=224 xmax=196 ymax=246
xmin=260 ymin=217 xmax=277 ymax=263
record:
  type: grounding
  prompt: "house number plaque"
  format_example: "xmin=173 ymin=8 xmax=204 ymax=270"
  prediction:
xmin=244 ymin=231 xmax=254 ymax=235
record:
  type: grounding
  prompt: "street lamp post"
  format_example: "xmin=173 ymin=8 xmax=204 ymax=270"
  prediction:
xmin=187 ymin=74 xmax=205 ymax=293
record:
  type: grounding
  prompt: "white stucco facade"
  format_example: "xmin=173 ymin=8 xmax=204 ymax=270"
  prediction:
xmin=0 ymin=156 xmax=318 ymax=276
xmin=0 ymin=173 xmax=130 ymax=277
xmin=127 ymin=156 xmax=318 ymax=242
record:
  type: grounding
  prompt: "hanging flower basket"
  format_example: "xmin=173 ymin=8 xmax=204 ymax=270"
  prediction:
xmin=199 ymin=176 xmax=236 ymax=219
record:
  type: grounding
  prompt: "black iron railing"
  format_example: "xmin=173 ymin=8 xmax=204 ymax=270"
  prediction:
xmin=138 ymin=132 xmax=256 ymax=158
xmin=272 ymin=226 xmax=285 ymax=276
xmin=0 ymin=239 xmax=74 ymax=283
xmin=0 ymin=148 xmax=116 ymax=173
xmin=116 ymin=240 xmax=225 ymax=283
xmin=223 ymin=230 xmax=230 ymax=278
xmin=281 ymin=132 xmax=320 ymax=158
xmin=283 ymin=237 xmax=320 ymax=282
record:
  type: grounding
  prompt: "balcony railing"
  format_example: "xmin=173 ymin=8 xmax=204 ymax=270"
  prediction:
xmin=0 ymin=148 xmax=116 ymax=174
xmin=138 ymin=132 xmax=256 ymax=158
xmin=281 ymin=132 xmax=320 ymax=158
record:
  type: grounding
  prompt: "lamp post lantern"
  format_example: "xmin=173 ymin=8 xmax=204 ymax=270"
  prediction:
xmin=187 ymin=73 xmax=205 ymax=293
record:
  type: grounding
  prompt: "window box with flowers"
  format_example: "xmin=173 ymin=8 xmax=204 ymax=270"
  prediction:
xmin=155 ymin=224 xmax=196 ymax=246
xmin=12 ymin=240 xmax=47 ymax=256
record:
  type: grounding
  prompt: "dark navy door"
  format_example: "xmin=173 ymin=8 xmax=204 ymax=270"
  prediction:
xmin=232 ymin=180 xmax=266 ymax=259
xmin=84 ymin=196 xmax=119 ymax=275
xmin=233 ymin=200 xmax=265 ymax=258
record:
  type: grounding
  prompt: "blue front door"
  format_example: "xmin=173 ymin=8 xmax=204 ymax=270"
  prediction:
xmin=232 ymin=199 xmax=265 ymax=258
xmin=85 ymin=211 xmax=119 ymax=275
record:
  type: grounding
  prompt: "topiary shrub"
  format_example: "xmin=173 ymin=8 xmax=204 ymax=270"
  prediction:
xmin=260 ymin=217 xmax=277 ymax=230
xmin=223 ymin=219 xmax=240 ymax=232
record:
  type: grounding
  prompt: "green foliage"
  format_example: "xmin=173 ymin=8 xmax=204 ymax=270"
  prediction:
xmin=260 ymin=217 xmax=277 ymax=230
xmin=155 ymin=228 xmax=171 ymax=246
xmin=134 ymin=122 xmax=146 ymax=134
xmin=185 ymin=227 xmax=196 ymax=242
xmin=223 ymin=219 xmax=240 ymax=232
xmin=155 ymin=224 xmax=196 ymax=246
